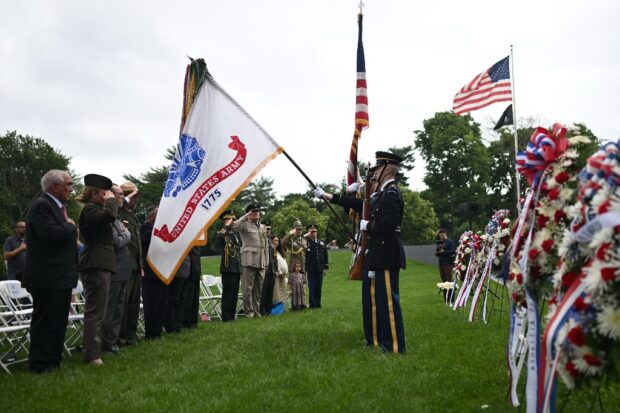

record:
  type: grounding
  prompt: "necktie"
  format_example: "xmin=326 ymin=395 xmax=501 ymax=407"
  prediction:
xmin=61 ymin=205 xmax=69 ymax=220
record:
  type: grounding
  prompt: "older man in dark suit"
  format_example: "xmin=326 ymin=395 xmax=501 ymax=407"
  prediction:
xmin=22 ymin=170 xmax=78 ymax=373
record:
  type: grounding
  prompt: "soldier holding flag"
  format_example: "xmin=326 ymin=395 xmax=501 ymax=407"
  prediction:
xmin=314 ymin=151 xmax=406 ymax=354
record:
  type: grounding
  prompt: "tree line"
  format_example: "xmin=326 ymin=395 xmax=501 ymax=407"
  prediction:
xmin=1 ymin=113 xmax=600 ymax=276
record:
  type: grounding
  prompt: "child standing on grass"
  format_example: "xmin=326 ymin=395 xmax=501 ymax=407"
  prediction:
xmin=288 ymin=262 xmax=306 ymax=311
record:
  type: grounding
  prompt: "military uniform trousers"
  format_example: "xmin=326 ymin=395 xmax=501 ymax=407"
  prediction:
xmin=307 ymin=272 xmax=324 ymax=308
xmin=221 ymin=272 xmax=241 ymax=321
xmin=164 ymin=276 xmax=187 ymax=333
xmin=81 ymin=269 xmax=112 ymax=361
xmin=120 ymin=270 xmax=141 ymax=345
xmin=141 ymin=277 xmax=167 ymax=339
xmin=362 ymin=266 xmax=406 ymax=354
xmin=103 ymin=280 xmax=126 ymax=351
xmin=181 ymin=277 xmax=201 ymax=328
xmin=241 ymin=266 xmax=264 ymax=318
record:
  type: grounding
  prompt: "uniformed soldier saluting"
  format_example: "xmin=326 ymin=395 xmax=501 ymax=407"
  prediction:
xmin=217 ymin=209 xmax=242 ymax=322
xmin=314 ymin=151 xmax=406 ymax=354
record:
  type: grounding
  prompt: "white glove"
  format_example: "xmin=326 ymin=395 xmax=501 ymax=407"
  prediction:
xmin=359 ymin=219 xmax=369 ymax=231
xmin=368 ymin=270 xmax=376 ymax=279
xmin=346 ymin=182 xmax=362 ymax=194
xmin=314 ymin=187 xmax=325 ymax=199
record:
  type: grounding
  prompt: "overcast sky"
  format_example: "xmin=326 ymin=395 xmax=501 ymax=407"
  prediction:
xmin=1 ymin=0 xmax=618 ymax=197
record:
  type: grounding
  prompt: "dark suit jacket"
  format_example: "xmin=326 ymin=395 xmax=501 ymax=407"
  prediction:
xmin=78 ymin=198 xmax=118 ymax=273
xmin=22 ymin=194 xmax=79 ymax=290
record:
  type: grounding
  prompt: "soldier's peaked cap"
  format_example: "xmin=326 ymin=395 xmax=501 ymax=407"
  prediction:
xmin=220 ymin=210 xmax=236 ymax=220
xmin=245 ymin=203 xmax=261 ymax=213
xmin=84 ymin=174 xmax=113 ymax=190
xmin=374 ymin=151 xmax=403 ymax=167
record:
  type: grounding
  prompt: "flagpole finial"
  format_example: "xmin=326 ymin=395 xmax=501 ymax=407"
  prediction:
xmin=358 ymin=0 xmax=365 ymax=13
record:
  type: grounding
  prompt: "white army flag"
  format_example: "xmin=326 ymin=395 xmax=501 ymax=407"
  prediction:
xmin=147 ymin=75 xmax=283 ymax=283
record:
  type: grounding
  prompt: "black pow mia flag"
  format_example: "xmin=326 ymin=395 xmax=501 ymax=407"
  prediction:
xmin=493 ymin=104 xmax=514 ymax=130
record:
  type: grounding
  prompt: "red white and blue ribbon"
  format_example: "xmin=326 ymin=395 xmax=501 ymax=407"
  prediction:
xmin=539 ymin=276 xmax=587 ymax=413
xmin=469 ymin=241 xmax=497 ymax=322
xmin=516 ymin=124 xmax=568 ymax=186
xmin=508 ymin=304 xmax=528 ymax=406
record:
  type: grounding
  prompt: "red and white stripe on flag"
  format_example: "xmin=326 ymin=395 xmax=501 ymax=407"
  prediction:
xmin=453 ymin=56 xmax=512 ymax=115
xmin=147 ymin=76 xmax=283 ymax=283
xmin=347 ymin=12 xmax=369 ymax=186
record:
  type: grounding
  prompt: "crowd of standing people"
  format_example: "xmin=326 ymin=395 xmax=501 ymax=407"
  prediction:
xmin=215 ymin=204 xmax=330 ymax=321
xmin=3 ymin=149 xmax=408 ymax=374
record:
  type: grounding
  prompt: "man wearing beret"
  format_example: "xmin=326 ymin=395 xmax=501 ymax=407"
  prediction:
xmin=23 ymin=170 xmax=78 ymax=373
xmin=217 ymin=210 xmax=242 ymax=321
xmin=232 ymin=203 xmax=269 ymax=318
xmin=118 ymin=182 xmax=142 ymax=346
xmin=305 ymin=224 xmax=329 ymax=309
xmin=78 ymin=173 xmax=118 ymax=365
xmin=314 ymin=151 xmax=406 ymax=353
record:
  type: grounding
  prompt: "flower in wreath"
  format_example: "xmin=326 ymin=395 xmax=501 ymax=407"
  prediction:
xmin=508 ymin=125 xmax=595 ymax=308
xmin=478 ymin=209 xmax=512 ymax=272
xmin=543 ymin=139 xmax=620 ymax=391
xmin=453 ymin=231 xmax=477 ymax=281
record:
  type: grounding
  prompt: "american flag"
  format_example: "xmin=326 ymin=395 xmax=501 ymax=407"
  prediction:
xmin=347 ymin=12 xmax=369 ymax=186
xmin=453 ymin=56 xmax=512 ymax=116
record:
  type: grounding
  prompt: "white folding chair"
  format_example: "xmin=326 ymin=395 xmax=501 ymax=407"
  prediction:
xmin=0 ymin=286 xmax=30 ymax=374
xmin=200 ymin=275 xmax=223 ymax=320
xmin=65 ymin=280 xmax=85 ymax=355
xmin=0 ymin=280 xmax=33 ymax=325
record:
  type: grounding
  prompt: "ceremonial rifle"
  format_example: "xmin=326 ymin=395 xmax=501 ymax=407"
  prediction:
xmin=348 ymin=169 xmax=371 ymax=280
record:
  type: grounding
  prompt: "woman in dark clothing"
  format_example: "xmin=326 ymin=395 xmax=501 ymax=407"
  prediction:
xmin=77 ymin=174 xmax=117 ymax=366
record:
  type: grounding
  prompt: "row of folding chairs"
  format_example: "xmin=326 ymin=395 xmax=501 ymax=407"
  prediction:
xmin=0 ymin=280 xmax=31 ymax=374
xmin=0 ymin=280 xmax=87 ymax=375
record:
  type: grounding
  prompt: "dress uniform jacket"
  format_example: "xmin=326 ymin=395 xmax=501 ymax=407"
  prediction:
xmin=232 ymin=214 xmax=269 ymax=269
xmin=282 ymin=233 xmax=307 ymax=272
xmin=331 ymin=182 xmax=406 ymax=271
xmin=306 ymin=237 xmax=329 ymax=273
xmin=217 ymin=228 xmax=242 ymax=274
xmin=118 ymin=206 xmax=142 ymax=271
xmin=78 ymin=198 xmax=118 ymax=273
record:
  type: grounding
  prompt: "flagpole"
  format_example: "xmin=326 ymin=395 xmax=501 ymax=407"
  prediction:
xmin=282 ymin=150 xmax=356 ymax=241
xmin=510 ymin=45 xmax=521 ymax=213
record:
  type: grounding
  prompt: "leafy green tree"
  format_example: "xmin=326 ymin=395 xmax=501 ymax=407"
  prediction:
xmin=400 ymin=188 xmax=440 ymax=245
xmin=487 ymin=125 xmax=534 ymax=211
xmin=414 ymin=112 xmax=491 ymax=232
xmin=0 ymin=131 xmax=77 ymax=279
xmin=387 ymin=145 xmax=415 ymax=187
xmin=123 ymin=165 xmax=169 ymax=222
xmin=228 ymin=176 xmax=276 ymax=222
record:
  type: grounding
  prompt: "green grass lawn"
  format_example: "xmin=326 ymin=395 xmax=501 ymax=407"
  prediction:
xmin=1 ymin=251 xmax=618 ymax=412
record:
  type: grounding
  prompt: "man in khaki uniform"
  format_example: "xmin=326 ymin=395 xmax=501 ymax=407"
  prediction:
xmin=232 ymin=203 xmax=269 ymax=318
